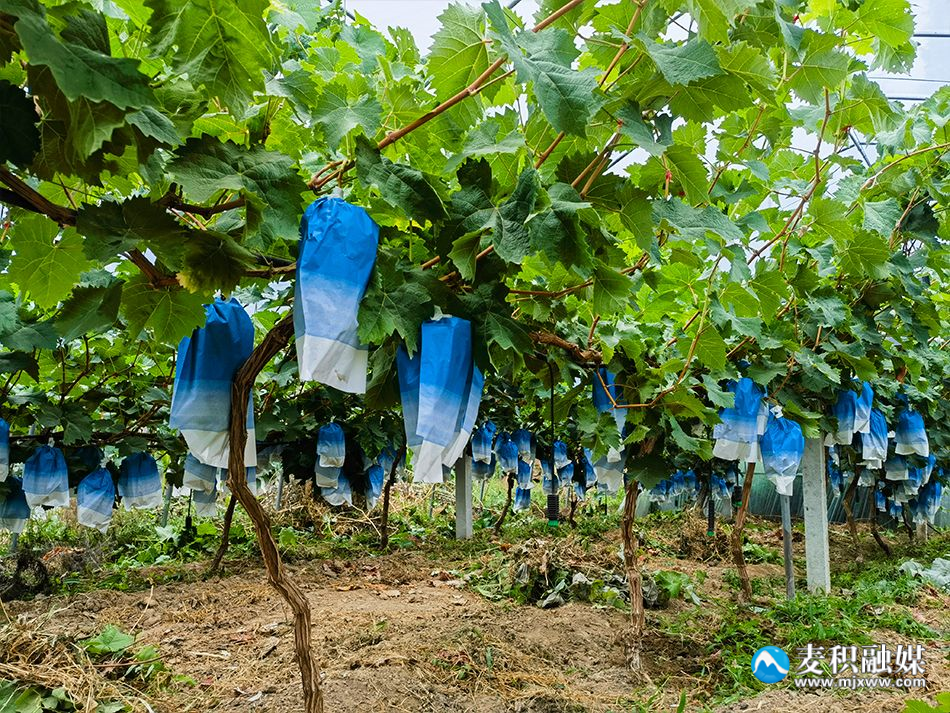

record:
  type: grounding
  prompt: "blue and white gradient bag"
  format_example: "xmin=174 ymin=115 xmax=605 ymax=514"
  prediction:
xmin=895 ymin=403 xmax=929 ymax=458
xmin=366 ymin=464 xmax=385 ymax=509
xmin=760 ymin=412 xmax=804 ymax=496
xmin=398 ymin=317 xmax=481 ymax=483
xmin=712 ymin=377 xmax=768 ymax=463
xmin=0 ymin=477 xmax=30 ymax=533
xmin=471 ymin=421 xmax=496 ymax=464
xmin=317 ymin=423 xmax=346 ymax=467
xmin=513 ymin=486 xmax=532 ymax=512
xmin=183 ymin=452 xmax=219 ymax=492
xmin=321 ymin=472 xmax=353 ymax=507
xmin=77 ymin=467 xmax=115 ymax=533
xmin=294 ymin=198 xmax=379 ymax=393
xmin=170 ymin=298 xmax=256 ymax=469
xmin=23 ymin=444 xmax=69 ymax=509
xmin=118 ymin=452 xmax=162 ymax=509
xmin=192 ymin=482 xmax=219 ymax=517
xmin=592 ymin=367 xmax=625 ymax=432
xmin=860 ymin=409 xmax=889 ymax=469
xmin=512 ymin=429 xmax=534 ymax=461
xmin=497 ymin=435 xmax=519 ymax=475
xmin=516 ymin=457 xmax=532 ymax=488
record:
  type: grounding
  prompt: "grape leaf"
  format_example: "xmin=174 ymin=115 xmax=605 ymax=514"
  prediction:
xmin=120 ymin=275 xmax=206 ymax=344
xmin=8 ymin=219 xmax=91 ymax=309
xmin=55 ymin=282 xmax=122 ymax=340
xmin=641 ymin=36 xmax=723 ymax=86
xmin=428 ymin=3 xmax=493 ymax=100
xmin=12 ymin=10 xmax=151 ymax=109
xmin=355 ymin=136 xmax=447 ymax=223
xmin=145 ymin=0 xmax=275 ymax=112
xmin=314 ymin=80 xmax=382 ymax=150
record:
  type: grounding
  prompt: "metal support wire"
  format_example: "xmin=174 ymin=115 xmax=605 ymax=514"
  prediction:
xmin=849 ymin=132 xmax=873 ymax=167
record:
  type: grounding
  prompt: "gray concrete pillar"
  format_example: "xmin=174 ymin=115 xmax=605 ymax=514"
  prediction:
xmin=455 ymin=456 xmax=472 ymax=539
xmin=802 ymin=437 xmax=831 ymax=593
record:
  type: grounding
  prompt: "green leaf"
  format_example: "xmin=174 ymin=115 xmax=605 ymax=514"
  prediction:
xmin=1 ymin=320 xmax=58 ymax=351
xmin=459 ymin=282 xmax=532 ymax=358
xmin=750 ymin=271 xmax=788 ymax=318
xmin=447 ymin=231 xmax=484 ymax=282
xmin=592 ymin=262 xmax=630 ymax=316
xmin=616 ymin=102 xmax=668 ymax=157
xmin=120 ymin=275 xmax=206 ymax=344
xmin=167 ymin=137 xmax=304 ymax=241
xmin=838 ymin=231 xmax=891 ymax=278
xmin=795 ymin=349 xmax=841 ymax=386
xmin=76 ymin=198 xmax=187 ymax=262
xmin=314 ymin=80 xmax=381 ymax=150
xmin=145 ymin=0 xmax=275 ymax=111
xmin=127 ymin=106 xmax=181 ymax=146
xmin=55 ymin=282 xmax=122 ymax=340
xmin=686 ymin=0 xmax=731 ymax=44
xmin=788 ymin=32 xmax=849 ymax=104
xmin=664 ymin=145 xmax=709 ymax=205
xmin=653 ymin=198 xmax=742 ymax=242
xmin=719 ymin=283 xmax=759 ymax=318
xmin=689 ymin=325 xmax=727 ymax=371
xmin=863 ymin=197 xmax=902 ymax=236
xmin=428 ymin=3 xmax=493 ymax=101
xmin=667 ymin=414 xmax=709 ymax=457
xmin=528 ymin=182 xmax=590 ymax=270
xmin=8 ymin=219 xmax=91 ymax=309
xmin=641 ymin=36 xmax=723 ymax=86
xmin=809 ymin=197 xmax=853 ymax=246
xmin=12 ymin=10 xmax=151 ymax=109
xmin=627 ymin=452 xmax=667 ymax=489
xmin=702 ymin=374 xmax=734 ymax=408
xmin=82 ymin=625 xmax=135 ymax=655
xmin=357 ymin=261 xmax=433 ymax=354
xmin=0 ymin=79 xmax=39 ymax=166
xmin=0 ymin=351 xmax=39 ymax=381
xmin=854 ymin=0 xmax=914 ymax=51
xmin=715 ymin=41 xmax=775 ymax=94
xmin=808 ymin=295 xmax=849 ymax=327
xmin=0 ymin=298 xmax=16 ymax=337
xmin=176 ymin=231 xmax=256 ymax=294
xmin=355 ymin=136 xmax=446 ymax=223
xmin=484 ymin=2 xmax=601 ymax=135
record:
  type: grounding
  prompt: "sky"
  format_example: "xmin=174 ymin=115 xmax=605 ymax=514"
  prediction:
xmin=346 ymin=0 xmax=948 ymax=102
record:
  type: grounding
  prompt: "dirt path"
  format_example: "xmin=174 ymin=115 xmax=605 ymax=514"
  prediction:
xmin=7 ymin=555 xmax=643 ymax=712
xmin=6 ymin=546 xmax=946 ymax=713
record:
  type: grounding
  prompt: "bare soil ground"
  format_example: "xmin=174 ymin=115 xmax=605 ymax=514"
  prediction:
xmin=4 ymin=527 xmax=948 ymax=713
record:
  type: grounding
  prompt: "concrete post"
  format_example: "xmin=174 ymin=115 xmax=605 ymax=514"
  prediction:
xmin=455 ymin=456 xmax=472 ymax=539
xmin=780 ymin=493 xmax=796 ymax=600
xmin=802 ymin=437 xmax=831 ymax=593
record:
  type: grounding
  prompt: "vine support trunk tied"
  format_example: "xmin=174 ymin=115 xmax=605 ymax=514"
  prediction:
xmin=730 ymin=461 xmax=757 ymax=602
xmin=225 ymin=312 xmax=325 ymax=713
xmin=620 ymin=478 xmax=644 ymax=672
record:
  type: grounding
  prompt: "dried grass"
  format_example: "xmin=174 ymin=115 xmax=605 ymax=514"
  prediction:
xmin=0 ymin=603 xmax=153 ymax=712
